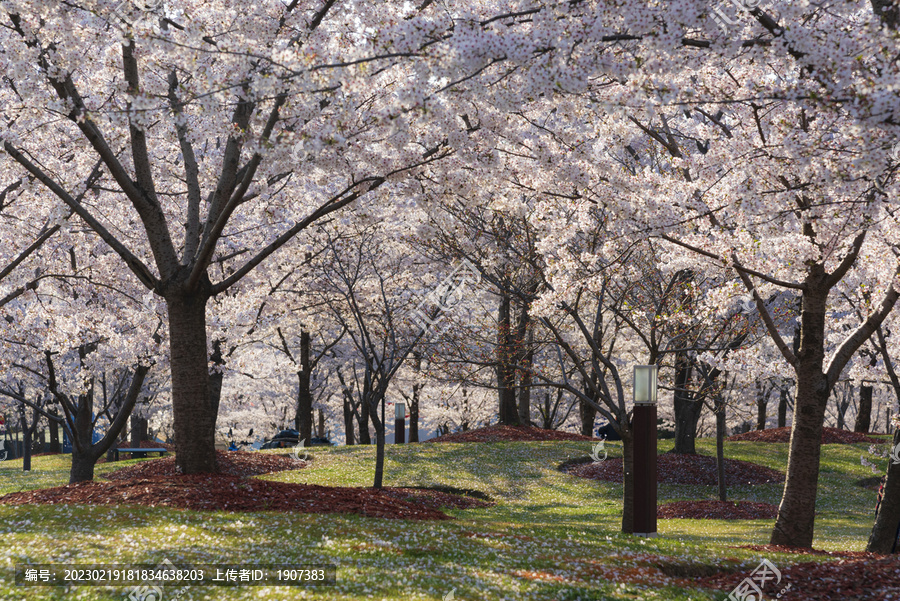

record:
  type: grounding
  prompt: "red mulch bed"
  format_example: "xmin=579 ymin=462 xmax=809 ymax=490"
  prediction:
xmin=658 ymin=500 xmax=778 ymax=519
xmin=0 ymin=450 xmax=489 ymax=519
xmin=728 ymin=427 xmax=881 ymax=444
xmin=427 ymin=425 xmax=594 ymax=443
xmin=699 ymin=552 xmax=900 ymax=600
xmin=566 ymin=453 xmax=784 ymax=485
xmin=104 ymin=450 xmax=297 ymax=480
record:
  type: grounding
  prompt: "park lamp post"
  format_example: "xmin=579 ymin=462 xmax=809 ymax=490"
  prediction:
xmin=395 ymin=402 xmax=406 ymax=444
xmin=632 ymin=365 xmax=658 ymax=537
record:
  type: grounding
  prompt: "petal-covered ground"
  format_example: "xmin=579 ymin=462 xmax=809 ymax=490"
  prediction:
xmin=727 ymin=426 xmax=881 ymax=444
xmin=427 ymin=424 xmax=595 ymax=443
xmin=658 ymin=500 xmax=779 ymax=519
xmin=565 ymin=452 xmax=785 ymax=485
xmin=0 ymin=450 xmax=492 ymax=519
xmin=699 ymin=550 xmax=900 ymax=601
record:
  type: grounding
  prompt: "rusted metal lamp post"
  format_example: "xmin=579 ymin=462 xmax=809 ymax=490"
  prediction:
xmin=632 ymin=365 xmax=658 ymax=537
xmin=394 ymin=402 xmax=406 ymax=444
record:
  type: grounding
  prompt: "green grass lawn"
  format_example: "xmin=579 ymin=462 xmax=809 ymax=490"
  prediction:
xmin=0 ymin=436 xmax=891 ymax=600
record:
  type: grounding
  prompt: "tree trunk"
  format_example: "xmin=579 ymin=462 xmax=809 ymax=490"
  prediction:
xmin=294 ymin=330 xmax=313 ymax=443
xmin=770 ymin=284 xmax=830 ymax=548
xmin=621 ymin=427 xmax=635 ymax=533
xmin=836 ymin=390 xmax=850 ymax=430
xmin=370 ymin=396 xmax=386 ymax=489
xmin=48 ymin=412 xmax=60 ymax=454
xmin=756 ymin=382 xmax=768 ymax=430
xmin=343 ymin=395 xmax=354 ymax=445
xmin=516 ymin=301 xmax=533 ymax=426
xmin=166 ymin=293 xmax=218 ymax=474
xmin=358 ymin=395 xmax=372 ymax=445
xmin=716 ymin=395 xmax=727 ymax=502
xmin=497 ymin=294 xmax=518 ymax=425
xmin=70 ymin=452 xmax=97 ymax=483
xmin=778 ymin=386 xmax=789 ymax=428
xmin=21 ymin=415 xmax=31 ymax=472
xmin=208 ymin=338 xmax=225 ymax=419
xmin=856 ymin=385 xmax=874 ymax=433
xmin=409 ymin=383 xmax=420 ymax=443
xmin=672 ymin=352 xmax=701 ymax=454
xmin=317 ymin=408 xmax=325 ymax=438
xmin=131 ymin=413 xmax=148 ymax=447
xmin=579 ymin=395 xmax=597 ymax=437
xmin=867 ymin=428 xmax=900 ymax=552
xmin=69 ymin=386 xmax=97 ymax=484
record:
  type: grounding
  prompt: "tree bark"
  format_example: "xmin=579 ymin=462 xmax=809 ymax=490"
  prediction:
xmin=317 ymin=408 xmax=325 ymax=438
xmin=756 ymin=382 xmax=768 ymax=430
xmin=358 ymin=394 xmax=372 ymax=445
xmin=409 ymin=382 xmax=420 ymax=442
xmin=716 ymin=395 xmax=727 ymax=502
xmin=579 ymin=396 xmax=597 ymax=437
xmin=868 ymin=429 xmax=900 ymax=552
xmin=343 ymin=394 xmax=355 ymax=445
xmin=856 ymin=385 xmax=874 ymax=433
xmin=778 ymin=386 xmax=789 ymax=428
xmin=48 ymin=411 xmax=60 ymax=454
xmin=516 ymin=301 xmax=533 ymax=425
xmin=166 ymin=293 xmax=218 ymax=474
xmin=672 ymin=352 xmax=701 ymax=454
xmin=294 ymin=330 xmax=313 ymax=443
xmin=497 ymin=294 xmax=518 ymax=425
xmin=770 ymin=283 xmax=830 ymax=548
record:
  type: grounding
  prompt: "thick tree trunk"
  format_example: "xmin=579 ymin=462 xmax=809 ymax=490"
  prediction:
xmin=856 ymin=385 xmax=874 ymax=433
xmin=621 ymin=427 xmax=635 ymax=533
xmin=294 ymin=330 xmax=313 ymax=443
xmin=497 ymin=294 xmax=518 ymax=425
xmin=208 ymin=338 xmax=225 ymax=419
xmin=166 ymin=294 xmax=218 ymax=474
xmin=130 ymin=413 xmax=148 ymax=447
xmin=868 ymin=429 xmax=900 ymax=552
xmin=770 ymin=284 xmax=830 ymax=548
xmin=70 ymin=452 xmax=98 ymax=483
xmin=672 ymin=353 xmax=701 ymax=454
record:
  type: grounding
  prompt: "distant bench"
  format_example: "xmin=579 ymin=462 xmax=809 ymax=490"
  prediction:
xmin=113 ymin=448 xmax=168 ymax=461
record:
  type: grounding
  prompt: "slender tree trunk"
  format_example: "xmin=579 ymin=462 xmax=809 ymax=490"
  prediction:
xmin=621 ymin=427 xmax=635 ymax=533
xmin=497 ymin=294 xmax=518 ymax=425
xmin=317 ymin=408 xmax=325 ymax=438
xmin=370 ymin=395 xmax=386 ymax=489
xmin=579 ymin=395 xmax=597 ymax=436
xmin=21 ymin=412 xmax=31 ymax=472
xmin=294 ymin=330 xmax=313 ymax=443
xmin=836 ymin=389 xmax=850 ymax=430
xmin=343 ymin=395 xmax=355 ymax=445
xmin=868 ymin=429 xmax=900 ymax=552
xmin=856 ymin=384 xmax=874 ymax=433
xmin=778 ymin=386 xmax=789 ymax=428
xmin=770 ymin=283 xmax=830 ymax=548
xmin=48 ymin=412 xmax=60 ymax=454
xmin=409 ymin=383 xmax=420 ymax=443
xmin=672 ymin=352 xmax=701 ymax=454
xmin=358 ymin=396 xmax=372 ymax=445
xmin=516 ymin=302 xmax=533 ymax=425
xmin=166 ymin=293 xmax=218 ymax=474
xmin=716 ymin=396 xmax=727 ymax=502
xmin=756 ymin=383 xmax=768 ymax=430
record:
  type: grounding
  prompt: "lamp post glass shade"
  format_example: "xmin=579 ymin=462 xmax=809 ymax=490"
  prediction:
xmin=395 ymin=402 xmax=406 ymax=420
xmin=634 ymin=365 xmax=658 ymax=405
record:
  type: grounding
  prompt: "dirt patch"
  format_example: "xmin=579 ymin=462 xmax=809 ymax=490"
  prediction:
xmin=104 ymin=450 xmax=298 ymax=480
xmin=427 ymin=425 xmax=594 ymax=443
xmin=699 ymin=553 xmax=900 ymax=600
xmin=727 ymin=427 xmax=880 ymax=444
xmin=1 ymin=450 xmax=487 ymax=519
xmin=565 ymin=453 xmax=784 ymax=485
xmin=658 ymin=500 xmax=778 ymax=519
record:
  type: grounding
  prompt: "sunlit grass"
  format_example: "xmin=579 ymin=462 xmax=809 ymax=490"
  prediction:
xmin=0 ymin=435 xmax=890 ymax=600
